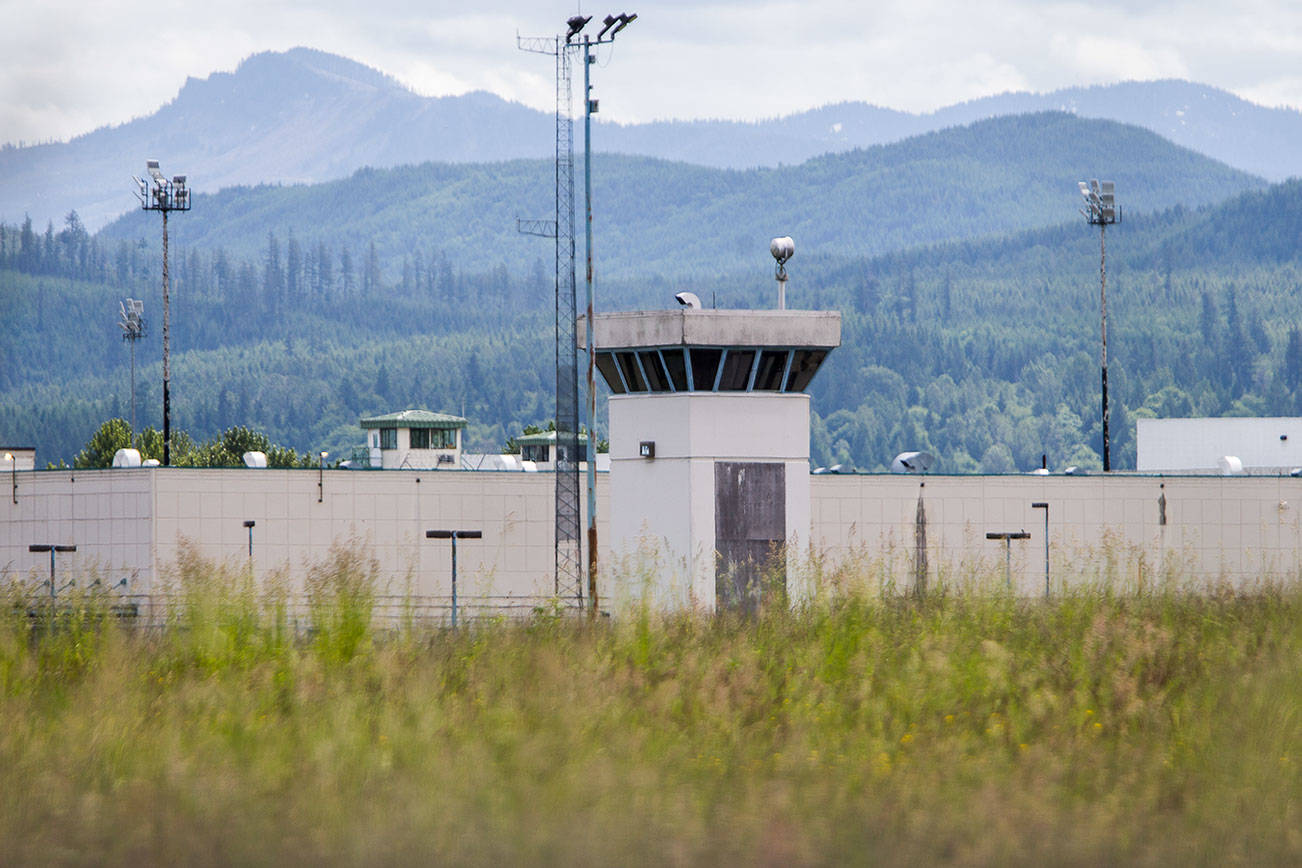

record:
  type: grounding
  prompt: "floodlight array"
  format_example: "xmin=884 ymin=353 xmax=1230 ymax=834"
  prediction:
xmin=118 ymin=298 xmax=146 ymax=341
xmin=565 ymin=11 xmax=636 ymax=43
xmin=133 ymin=159 xmax=191 ymax=213
xmin=1079 ymin=178 xmax=1119 ymax=225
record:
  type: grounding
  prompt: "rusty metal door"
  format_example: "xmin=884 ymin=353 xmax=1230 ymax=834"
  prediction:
xmin=714 ymin=462 xmax=786 ymax=614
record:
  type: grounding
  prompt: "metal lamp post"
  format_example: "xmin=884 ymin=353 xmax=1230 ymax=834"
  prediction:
xmin=1078 ymin=179 xmax=1120 ymax=472
xmin=518 ymin=14 xmax=635 ymax=614
xmin=4 ymin=452 xmax=14 ymax=504
xmin=426 ymin=529 xmax=483 ymax=628
xmin=1031 ymin=502 xmax=1049 ymax=597
xmin=318 ymin=452 xmax=328 ymax=503
xmin=29 ymin=544 xmax=76 ymax=601
xmin=243 ymin=520 xmax=255 ymax=559
xmin=986 ymin=531 xmax=1030 ymax=588
xmin=578 ymin=12 xmax=636 ymax=616
xmin=133 ymin=160 xmax=191 ymax=466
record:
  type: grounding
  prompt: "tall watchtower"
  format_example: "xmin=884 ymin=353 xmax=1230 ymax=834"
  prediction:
xmin=591 ymin=307 xmax=840 ymax=611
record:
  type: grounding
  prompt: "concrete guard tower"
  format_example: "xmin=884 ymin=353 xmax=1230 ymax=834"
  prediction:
xmin=590 ymin=307 xmax=841 ymax=612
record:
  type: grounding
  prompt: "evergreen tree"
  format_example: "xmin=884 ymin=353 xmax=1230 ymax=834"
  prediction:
xmin=287 ymin=232 xmax=302 ymax=300
xmin=1285 ymin=327 xmax=1302 ymax=392
xmin=264 ymin=232 xmax=284 ymax=311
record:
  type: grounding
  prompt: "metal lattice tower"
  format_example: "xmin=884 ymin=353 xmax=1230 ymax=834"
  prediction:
xmin=519 ymin=34 xmax=583 ymax=604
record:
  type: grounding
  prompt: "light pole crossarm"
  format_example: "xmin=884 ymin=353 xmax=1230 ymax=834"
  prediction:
xmin=426 ymin=530 xmax=483 ymax=628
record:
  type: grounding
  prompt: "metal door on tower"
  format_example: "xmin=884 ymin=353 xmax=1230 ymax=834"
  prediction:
xmin=714 ymin=461 xmax=786 ymax=614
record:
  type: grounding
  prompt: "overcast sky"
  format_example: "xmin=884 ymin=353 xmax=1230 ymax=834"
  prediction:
xmin=3 ymin=0 xmax=1302 ymax=145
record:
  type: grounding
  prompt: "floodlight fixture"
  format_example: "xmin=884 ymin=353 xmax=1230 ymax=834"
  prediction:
xmin=610 ymin=12 xmax=637 ymax=37
xmin=597 ymin=14 xmax=619 ymax=39
xmin=566 ymin=15 xmax=591 ymax=41
xmin=1076 ymin=178 xmax=1120 ymax=471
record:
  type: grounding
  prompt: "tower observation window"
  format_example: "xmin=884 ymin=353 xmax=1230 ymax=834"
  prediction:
xmin=595 ymin=352 xmax=626 ymax=393
xmin=689 ymin=348 xmax=722 ymax=390
xmin=754 ymin=350 xmax=789 ymax=390
xmin=719 ymin=350 xmax=756 ymax=390
xmin=784 ymin=350 xmax=827 ymax=392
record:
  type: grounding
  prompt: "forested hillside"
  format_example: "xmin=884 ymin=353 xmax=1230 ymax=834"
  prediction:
xmin=5 ymin=177 xmax=1302 ymax=471
xmin=92 ymin=112 xmax=1262 ymax=285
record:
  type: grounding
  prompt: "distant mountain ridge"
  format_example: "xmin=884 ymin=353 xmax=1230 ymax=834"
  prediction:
xmin=1 ymin=47 xmax=1295 ymax=231
xmin=96 ymin=111 xmax=1264 ymax=282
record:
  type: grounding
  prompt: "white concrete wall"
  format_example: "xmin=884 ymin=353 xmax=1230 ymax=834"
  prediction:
xmin=1137 ymin=417 xmax=1302 ymax=471
xmin=811 ymin=474 xmax=1302 ymax=594
xmin=0 ymin=468 xmax=155 ymax=593
xmin=1 ymin=468 xmax=609 ymax=617
xmin=7 ymin=464 xmax=1302 ymax=616
xmin=607 ymin=393 xmax=811 ymax=610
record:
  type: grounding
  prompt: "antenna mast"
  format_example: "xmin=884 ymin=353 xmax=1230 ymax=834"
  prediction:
xmin=519 ymin=29 xmax=583 ymax=606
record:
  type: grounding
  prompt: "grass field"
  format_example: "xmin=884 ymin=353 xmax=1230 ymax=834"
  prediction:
xmin=1 ymin=547 xmax=1299 ymax=866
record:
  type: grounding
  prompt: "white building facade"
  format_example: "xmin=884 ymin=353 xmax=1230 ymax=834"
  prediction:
xmin=1137 ymin=417 xmax=1302 ymax=472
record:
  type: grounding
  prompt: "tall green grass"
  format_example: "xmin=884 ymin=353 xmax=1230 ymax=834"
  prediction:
xmin=1 ymin=548 xmax=1299 ymax=865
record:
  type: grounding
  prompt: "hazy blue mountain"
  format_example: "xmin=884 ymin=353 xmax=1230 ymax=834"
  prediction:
xmin=96 ymin=111 xmax=1264 ymax=283
xmin=600 ymin=81 xmax=1302 ymax=183
xmin=2 ymin=48 xmax=1298 ymax=232
xmin=0 ymin=48 xmax=553 ymax=231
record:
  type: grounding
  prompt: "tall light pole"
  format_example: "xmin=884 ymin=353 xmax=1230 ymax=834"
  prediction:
xmin=133 ymin=160 xmax=191 ymax=466
xmin=118 ymin=298 xmax=146 ymax=434
xmin=4 ymin=452 xmax=14 ymax=504
xmin=518 ymin=12 xmax=636 ymax=616
xmin=1078 ymin=179 xmax=1120 ymax=472
xmin=426 ymin=530 xmax=483 ymax=629
xmin=580 ymin=11 xmax=636 ymax=617
xmin=243 ymin=520 xmax=256 ymax=560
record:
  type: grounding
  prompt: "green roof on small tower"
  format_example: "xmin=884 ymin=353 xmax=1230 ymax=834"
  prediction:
xmin=359 ymin=409 xmax=467 ymax=430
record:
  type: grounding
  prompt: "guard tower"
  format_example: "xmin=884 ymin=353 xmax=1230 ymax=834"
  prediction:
xmin=591 ymin=306 xmax=841 ymax=612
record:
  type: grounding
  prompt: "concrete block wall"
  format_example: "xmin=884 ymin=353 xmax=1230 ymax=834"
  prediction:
xmin=1 ymin=468 xmax=609 ymax=613
xmin=811 ymin=474 xmax=1302 ymax=594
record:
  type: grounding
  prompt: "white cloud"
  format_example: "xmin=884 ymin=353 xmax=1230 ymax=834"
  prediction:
xmin=3 ymin=0 xmax=1302 ymax=144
